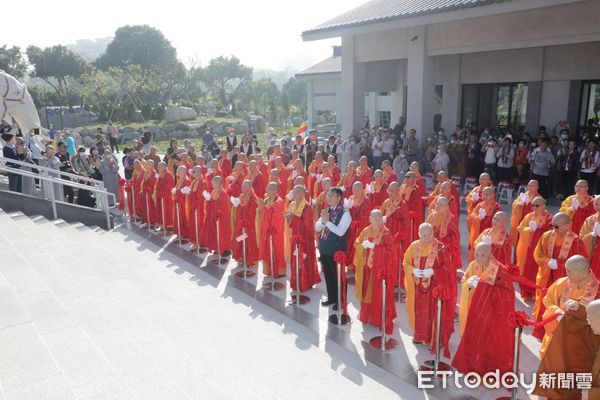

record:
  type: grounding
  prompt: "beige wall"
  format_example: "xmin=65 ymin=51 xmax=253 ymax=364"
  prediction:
xmin=426 ymin=0 xmax=600 ymax=55
xmin=354 ymin=28 xmax=408 ymax=62
xmin=543 ymin=42 xmax=600 ymax=81
xmin=459 ymin=47 xmax=544 ymax=84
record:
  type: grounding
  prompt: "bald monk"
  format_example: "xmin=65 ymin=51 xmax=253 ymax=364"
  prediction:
xmin=268 ymin=168 xmax=286 ymax=200
xmin=409 ymin=162 xmax=428 ymax=213
xmin=509 ymin=179 xmax=540 ymax=246
xmin=326 ymin=154 xmax=341 ymax=186
xmin=474 ymin=211 xmax=512 ymax=264
xmin=172 ymin=165 xmax=191 ymax=239
xmin=231 ymin=180 xmax=260 ymax=267
xmin=307 ymin=151 xmax=324 ymax=193
xmin=187 ymin=165 xmax=207 ymax=246
xmin=539 ymin=255 xmax=600 ymax=357
xmin=533 ymin=212 xmax=589 ymax=339
xmin=581 ymin=196 xmax=600 ymax=279
xmin=338 ymin=160 xmax=358 ymax=198
xmin=428 ymin=181 xmax=459 ymax=225
xmin=313 ymin=161 xmax=334 ymax=199
xmin=153 ymin=161 xmax=175 ymax=230
xmin=227 ymin=161 xmax=246 ymax=199
xmin=534 ymin=299 xmax=600 ymax=399
xmin=357 ymin=156 xmax=372 ymax=186
xmin=453 ymin=242 xmax=515 ymax=375
xmin=380 ymin=182 xmax=409 ymax=287
xmin=400 ymin=171 xmax=425 ymax=243
xmin=467 ymin=186 xmax=501 ymax=255
xmin=345 ymin=181 xmax=372 ymax=271
xmin=259 ymin=182 xmax=286 ymax=277
xmin=246 ymin=160 xmax=266 ymax=198
xmin=429 ymin=171 xmax=460 ymax=205
xmin=141 ymin=160 xmax=158 ymax=227
xmin=427 ymin=196 xmax=461 ymax=271
xmin=218 ymin=149 xmax=232 ymax=177
xmin=465 ymin=172 xmax=492 ymax=216
xmin=560 ymin=179 xmax=595 ymax=235
xmin=381 ymin=159 xmax=397 ymax=189
xmin=515 ymin=196 xmax=553 ymax=300
xmin=284 ymin=185 xmax=321 ymax=292
xmin=353 ymin=210 xmax=397 ymax=334
xmin=403 ymin=223 xmax=453 ymax=353
xmin=367 ymin=169 xmax=387 ymax=210
xmin=201 ymin=176 xmax=232 ymax=257
xmin=288 ymin=159 xmax=307 ymax=195
xmin=273 ymin=157 xmax=290 ymax=191
xmin=313 ymin=177 xmax=331 ymax=222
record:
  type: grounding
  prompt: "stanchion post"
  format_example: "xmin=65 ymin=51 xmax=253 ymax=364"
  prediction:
xmin=242 ymin=227 xmax=248 ymax=276
xmin=295 ymin=244 xmax=300 ymax=305
xmin=270 ymin=234 xmax=275 ymax=289
xmin=497 ymin=327 xmax=522 ymax=400
xmin=194 ymin=209 xmax=199 ymax=253
xmin=146 ymin=195 xmax=151 ymax=232
xmin=161 ymin=198 xmax=166 ymax=237
xmin=380 ymin=279 xmax=387 ymax=351
xmin=419 ymin=295 xmax=453 ymax=374
xmin=216 ymin=219 xmax=221 ymax=265
xmin=176 ymin=202 xmax=182 ymax=245
xmin=336 ymin=261 xmax=342 ymax=322
xmin=132 ymin=188 xmax=136 ymax=221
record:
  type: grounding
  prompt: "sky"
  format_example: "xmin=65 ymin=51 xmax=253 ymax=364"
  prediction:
xmin=3 ymin=0 xmax=366 ymax=72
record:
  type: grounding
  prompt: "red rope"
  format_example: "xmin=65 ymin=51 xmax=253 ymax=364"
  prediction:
xmin=508 ymin=310 xmax=561 ymax=329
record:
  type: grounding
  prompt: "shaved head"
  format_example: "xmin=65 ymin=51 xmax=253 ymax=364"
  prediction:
xmin=552 ymin=212 xmax=570 ymax=227
xmin=587 ymin=299 xmax=600 ymax=334
xmin=436 ymin=196 xmax=449 ymax=207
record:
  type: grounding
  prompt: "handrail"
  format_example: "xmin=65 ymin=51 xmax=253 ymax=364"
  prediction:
xmin=0 ymin=163 xmax=115 ymax=229
xmin=0 ymin=156 xmax=105 ymax=189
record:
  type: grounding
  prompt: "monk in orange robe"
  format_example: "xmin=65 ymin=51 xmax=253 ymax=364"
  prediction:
xmin=453 ymin=242 xmax=515 ymax=375
xmin=509 ymin=179 xmax=540 ymax=245
xmin=273 ymin=156 xmax=290 ymax=192
xmin=381 ymin=159 xmax=397 ymax=190
xmin=268 ymin=168 xmax=286 ymax=201
xmin=428 ymin=171 xmax=459 ymax=204
xmin=400 ymin=171 xmax=425 ymax=244
xmin=426 ymin=196 xmax=461 ymax=271
xmin=326 ymin=155 xmax=340 ymax=186
xmin=409 ymin=162 xmax=427 ymax=213
xmin=172 ymin=165 xmax=191 ymax=239
xmin=140 ymin=160 xmax=157 ymax=226
xmin=467 ymin=186 xmax=501 ymax=256
xmin=353 ymin=210 xmax=397 ymax=334
xmin=533 ymin=299 xmax=600 ymax=399
xmin=307 ymin=151 xmax=324 ymax=194
xmin=367 ymin=169 xmax=387 ymax=210
xmin=427 ymin=181 xmax=459 ymax=226
xmin=581 ymin=196 xmax=600 ymax=279
xmin=313 ymin=162 xmax=334 ymax=199
xmin=288 ymin=159 xmax=307 ymax=196
xmin=246 ymin=160 xmax=266 ymax=198
xmin=338 ymin=161 xmax=358 ymax=199
xmin=357 ymin=156 xmax=372 ymax=186
xmin=538 ymin=255 xmax=600 ymax=356
xmin=533 ymin=212 xmax=589 ymax=339
xmin=403 ymin=223 xmax=453 ymax=354
xmin=465 ymin=172 xmax=492 ymax=216
xmin=313 ymin=177 xmax=331 ymax=224
xmin=227 ymin=161 xmax=246 ymax=198
xmin=560 ymin=179 xmax=595 ymax=235
xmin=202 ymin=175 xmax=232 ymax=256
xmin=345 ymin=181 xmax=372 ymax=270
xmin=515 ymin=196 xmax=553 ymax=300
xmin=474 ymin=211 xmax=512 ymax=264
xmin=218 ymin=149 xmax=233 ymax=177
xmin=285 ymin=185 xmax=321 ymax=291
xmin=259 ymin=182 xmax=286 ymax=277
xmin=127 ymin=160 xmax=145 ymax=221
xmin=153 ymin=161 xmax=175 ymax=230
xmin=187 ymin=165 xmax=207 ymax=246
xmin=231 ymin=180 xmax=259 ymax=267
xmin=380 ymin=182 xmax=409 ymax=287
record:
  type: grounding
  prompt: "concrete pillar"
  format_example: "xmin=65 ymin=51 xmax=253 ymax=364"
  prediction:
xmin=440 ymin=54 xmax=460 ymax=134
xmin=341 ymin=35 xmax=365 ymax=138
xmin=390 ymin=61 xmax=405 ymax=128
xmin=525 ymin=81 xmax=542 ymax=134
xmin=306 ymin=79 xmax=314 ymax=130
xmin=406 ymin=26 xmax=435 ymax=142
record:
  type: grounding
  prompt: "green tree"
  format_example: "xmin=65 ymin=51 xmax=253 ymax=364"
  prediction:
xmin=281 ymin=77 xmax=306 ymax=117
xmin=0 ymin=45 xmax=28 ymax=79
xmin=197 ymin=56 xmax=252 ymax=114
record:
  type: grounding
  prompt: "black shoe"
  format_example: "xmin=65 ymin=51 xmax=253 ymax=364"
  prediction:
xmin=321 ymin=300 xmax=335 ymax=306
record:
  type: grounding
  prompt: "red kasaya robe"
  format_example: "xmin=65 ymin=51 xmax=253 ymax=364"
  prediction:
xmin=380 ymin=196 xmax=409 ymax=288
xmin=346 ymin=194 xmax=372 ymax=269
xmin=232 ymin=191 xmax=259 ymax=266
xmin=259 ymin=196 xmax=286 ymax=277
xmin=357 ymin=166 xmax=372 ymax=186
xmin=155 ymin=172 xmax=175 ymax=228
xmin=401 ymin=184 xmax=424 ymax=243
xmin=517 ymin=211 xmax=553 ymax=299
xmin=288 ymin=200 xmax=321 ymax=291
xmin=172 ymin=177 xmax=191 ymax=238
xmin=202 ymin=188 xmax=232 ymax=253
xmin=219 ymin=157 xmax=233 ymax=178
xmin=141 ymin=172 xmax=157 ymax=225
xmin=127 ymin=171 xmax=144 ymax=220
xmin=187 ymin=176 xmax=206 ymax=245
xmin=369 ymin=181 xmax=387 ymax=210
xmin=452 ymin=263 xmax=515 ymax=375
xmin=248 ymin=171 xmax=266 ymax=199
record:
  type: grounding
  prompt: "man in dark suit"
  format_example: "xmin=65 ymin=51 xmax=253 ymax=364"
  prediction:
xmin=2 ymin=133 xmax=25 ymax=192
xmin=226 ymin=129 xmax=237 ymax=152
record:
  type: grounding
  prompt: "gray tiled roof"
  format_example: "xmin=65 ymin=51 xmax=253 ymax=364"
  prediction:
xmin=296 ymin=56 xmax=342 ymax=76
xmin=303 ymin=0 xmax=510 ymax=36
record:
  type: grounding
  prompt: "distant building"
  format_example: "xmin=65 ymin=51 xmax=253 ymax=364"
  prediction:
xmin=301 ymin=0 xmax=600 ymax=139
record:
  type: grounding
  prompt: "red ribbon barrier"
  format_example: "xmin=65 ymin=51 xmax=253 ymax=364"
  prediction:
xmin=118 ymin=178 xmax=126 ymax=211
xmin=508 ymin=310 xmax=561 ymax=329
xmin=334 ymin=251 xmax=347 ymax=265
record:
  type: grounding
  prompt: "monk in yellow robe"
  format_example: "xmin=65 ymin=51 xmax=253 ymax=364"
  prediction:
xmin=515 ymin=196 xmax=553 ymax=300
xmin=560 ymin=179 xmax=595 ymax=235
xmin=465 ymin=172 xmax=492 ymax=216
xmin=427 ymin=181 xmax=460 ymax=225
xmin=534 ymin=299 xmax=600 ymax=399
xmin=307 ymin=151 xmax=324 ymax=195
xmin=533 ymin=212 xmax=589 ymax=339
xmin=539 ymin=255 xmax=600 ymax=357
xmin=509 ymin=179 xmax=540 ymax=245
xmin=474 ymin=211 xmax=512 ymax=264
xmin=467 ymin=186 xmax=501 ymax=256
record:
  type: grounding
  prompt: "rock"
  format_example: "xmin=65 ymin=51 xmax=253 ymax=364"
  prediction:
xmin=204 ymin=120 xmax=218 ymax=129
xmin=215 ymin=111 xmax=229 ymax=118
xmin=83 ymin=136 xmax=94 ymax=146
xmin=212 ymin=124 xmax=224 ymax=136
xmin=175 ymin=122 xmax=189 ymax=131
xmin=147 ymin=125 xmax=161 ymax=135
xmin=187 ymin=124 xmax=204 ymax=132
xmin=165 ymin=104 xmax=197 ymax=122
xmin=233 ymin=121 xmax=248 ymax=135
xmin=162 ymin=124 xmax=178 ymax=134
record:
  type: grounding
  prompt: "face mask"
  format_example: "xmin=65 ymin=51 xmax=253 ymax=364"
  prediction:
xmin=399 ymin=153 xmax=405 ymax=158
xmin=450 ymin=140 xmax=456 ymax=144
xmin=78 ymin=151 xmax=85 ymax=155
xmin=401 ymin=134 xmax=406 ymax=139
xmin=561 ymin=134 xmax=568 ymax=140
xmin=92 ymin=150 xmax=98 ymax=155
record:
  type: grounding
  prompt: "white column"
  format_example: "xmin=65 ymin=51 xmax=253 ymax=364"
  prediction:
xmin=390 ymin=61 xmax=406 ymax=127
xmin=406 ymin=26 xmax=434 ymax=143
xmin=341 ymin=35 xmax=365 ymax=138
xmin=306 ymin=78 xmax=314 ymax=130
xmin=440 ymin=54 xmax=460 ymax=134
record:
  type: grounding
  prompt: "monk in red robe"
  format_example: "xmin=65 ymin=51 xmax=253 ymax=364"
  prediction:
xmin=453 ymin=242 xmax=515 ymax=375
xmin=581 ymin=196 xmax=600 ymax=279
xmin=268 ymin=168 xmax=286 ymax=201
xmin=202 ymin=175 xmax=232 ymax=256
xmin=353 ymin=210 xmax=397 ymax=334
xmin=259 ymin=182 xmax=286 ymax=277
xmin=426 ymin=196 xmax=461 ymax=271
xmin=285 ymin=185 xmax=321 ymax=292
xmin=313 ymin=177 xmax=331 ymax=223
xmin=140 ymin=159 xmax=157 ymax=226
xmin=509 ymin=179 xmax=540 ymax=246
xmin=288 ymin=159 xmax=307 ymax=196
xmin=153 ymin=162 xmax=175 ymax=230
xmin=560 ymin=179 xmax=595 ymax=235
xmin=367 ymin=169 xmax=387 ymax=210
xmin=409 ymin=162 xmax=428 ymax=215
xmin=533 ymin=211 xmax=589 ymax=338
xmin=357 ymin=156 xmax=372 ymax=186
xmin=127 ymin=160 xmax=145 ymax=221
xmin=187 ymin=165 xmax=207 ymax=246
xmin=227 ymin=161 xmax=246 ymax=198
xmin=427 ymin=181 xmax=459 ymax=227
xmin=172 ymin=165 xmax=191 ymax=239
xmin=403 ymin=223 xmax=453 ymax=355
xmin=205 ymin=158 xmax=225 ymax=187
xmin=218 ymin=149 xmax=233 ymax=178
xmin=345 ymin=181 xmax=372 ymax=271
xmin=338 ymin=161 xmax=358 ymax=199
xmin=381 ymin=159 xmax=397 ymax=190
xmin=429 ymin=171 xmax=458 ymax=200
xmin=274 ymin=157 xmax=290 ymax=192
xmin=467 ymin=186 xmax=501 ymax=257
xmin=231 ymin=180 xmax=259 ymax=267
xmin=399 ymin=171 xmax=424 ymax=243
xmin=473 ymin=211 xmax=512 ymax=264
xmin=246 ymin=160 xmax=266 ymax=199
xmin=465 ymin=172 xmax=492 ymax=216
xmin=380 ymin=182 xmax=409 ymax=287
xmin=326 ymin=155 xmax=341 ymax=186
xmin=515 ymin=196 xmax=553 ymax=300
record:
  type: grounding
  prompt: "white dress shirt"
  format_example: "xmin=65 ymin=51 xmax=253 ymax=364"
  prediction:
xmin=315 ymin=208 xmax=352 ymax=237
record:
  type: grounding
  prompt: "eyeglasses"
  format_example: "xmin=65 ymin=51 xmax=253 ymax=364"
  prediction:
xmin=552 ymin=224 xmax=560 ymax=229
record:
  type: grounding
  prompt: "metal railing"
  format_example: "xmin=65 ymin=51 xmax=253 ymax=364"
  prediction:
xmin=0 ymin=157 xmax=116 ymax=229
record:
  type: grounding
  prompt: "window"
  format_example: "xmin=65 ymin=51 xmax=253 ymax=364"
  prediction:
xmin=580 ymin=81 xmax=600 ymax=129
xmin=461 ymin=83 xmax=528 ymax=131
xmin=378 ymin=111 xmax=391 ymax=128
